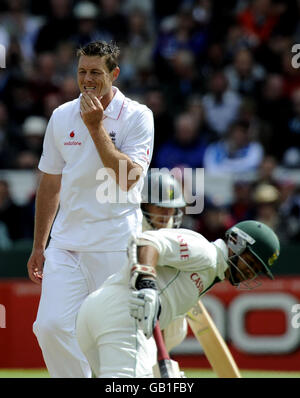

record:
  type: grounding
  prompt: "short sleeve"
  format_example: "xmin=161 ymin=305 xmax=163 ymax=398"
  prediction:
xmin=136 ymin=229 xmax=215 ymax=272
xmin=120 ymin=109 xmax=154 ymax=176
xmin=38 ymin=111 xmax=65 ymax=174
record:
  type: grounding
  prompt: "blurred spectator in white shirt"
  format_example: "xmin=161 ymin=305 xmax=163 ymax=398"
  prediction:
xmin=203 ymin=120 xmax=264 ymax=175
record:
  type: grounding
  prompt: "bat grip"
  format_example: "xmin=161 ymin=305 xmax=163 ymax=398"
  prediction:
xmin=153 ymin=321 xmax=170 ymax=361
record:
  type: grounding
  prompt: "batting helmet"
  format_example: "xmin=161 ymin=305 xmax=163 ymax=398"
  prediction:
xmin=225 ymin=220 xmax=280 ymax=280
xmin=141 ymin=171 xmax=186 ymax=228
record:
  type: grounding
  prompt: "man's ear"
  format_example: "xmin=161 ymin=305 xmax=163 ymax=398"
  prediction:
xmin=111 ymin=66 xmax=120 ymax=82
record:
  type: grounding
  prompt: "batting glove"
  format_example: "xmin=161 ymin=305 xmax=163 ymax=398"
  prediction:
xmin=129 ymin=279 xmax=161 ymax=339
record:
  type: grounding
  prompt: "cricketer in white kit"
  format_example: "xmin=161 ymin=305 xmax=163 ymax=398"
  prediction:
xmin=75 ymin=220 xmax=280 ymax=377
xmin=140 ymin=171 xmax=188 ymax=354
xmin=27 ymin=41 xmax=154 ymax=378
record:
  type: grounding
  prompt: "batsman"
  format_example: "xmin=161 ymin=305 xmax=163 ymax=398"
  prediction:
xmin=76 ymin=171 xmax=281 ymax=377
xmin=141 ymin=171 xmax=241 ymax=377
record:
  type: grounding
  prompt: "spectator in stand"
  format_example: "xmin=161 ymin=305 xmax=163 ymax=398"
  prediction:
xmin=292 ymin=2 xmax=300 ymax=44
xmin=185 ymin=95 xmax=209 ymax=129
xmin=54 ymin=41 xmax=77 ymax=82
xmin=153 ymin=112 xmax=209 ymax=169
xmin=21 ymin=116 xmax=47 ymax=158
xmin=252 ymin=182 xmax=280 ymax=232
xmin=34 ymin=0 xmax=75 ymax=54
xmin=144 ymin=88 xmax=174 ymax=149
xmin=277 ymin=183 xmax=300 ymax=242
xmin=42 ymin=93 xmax=63 ymax=120
xmin=0 ymin=0 xmax=43 ymax=60
xmin=281 ymin=50 xmax=300 ymax=98
xmin=200 ymin=42 xmax=226 ymax=80
xmin=5 ymin=36 xmax=27 ymax=77
xmin=59 ymin=76 xmax=80 ymax=104
xmin=257 ymin=74 xmax=291 ymax=159
xmin=202 ymin=70 xmax=241 ymax=137
xmin=278 ymin=179 xmax=296 ymax=207
xmin=236 ymin=0 xmax=282 ymax=48
xmin=122 ymin=0 xmax=153 ymax=18
xmin=238 ymin=98 xmax=268 ymax=150
xmin=119 ymin=7 xmax=155 ymax=88
xmin=71 ymin=2 xmax=109 ymax=48
xmin=0 ymin=179 xmax=24 ymax=241
xmin=224 ymin=47 xmax=266 ymax=97
xmin=1 ymin=76 xmax=36 ymax=126
xmin=203 ymin=120 xmax=264 ymax=175
xmin=228 ymin=179 xmax=256 ymax=223
xmin=152 ymin=0 xmax=182 ymax=26
xmin=224 ymin=24 xmax=250 ymax=61
xmin=253 ymin=155 xmax=279 ymax=188
xmin=0 ymin=102 xmax=19 ymax=169
xmin=28 ymin=52 xmax=60 ymax=114
xmin=164 ymin=49 xmax=204 ymax=112
xmin=153 ymin=5 xmax=209 ymax=81
xmin=282 ymin=88 xmax=300 ymax=167
xmin=185 ymin=94 xmax=218 ymax=143
xmin=97 ymin=0 xmax=129 ymax=45
xmin=14 ymin=150 xmax=39 ymax=169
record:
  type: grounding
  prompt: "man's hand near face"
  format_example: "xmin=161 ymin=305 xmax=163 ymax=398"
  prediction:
xmin=80 ymin=92 xmax=104 ymax=133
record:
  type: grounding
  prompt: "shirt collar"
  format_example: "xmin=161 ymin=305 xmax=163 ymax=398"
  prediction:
xmin=212 ymin=239 xmax=229 ymax=280
xmin=103 ymin=86 xmax=125 ymax=120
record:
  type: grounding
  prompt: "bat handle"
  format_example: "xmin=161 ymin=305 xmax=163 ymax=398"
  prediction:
xmin=153 ymin=321 xmax=170 ymax=361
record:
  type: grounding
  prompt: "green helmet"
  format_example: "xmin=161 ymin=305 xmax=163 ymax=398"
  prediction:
xmin=141 ymin=171 xmax=186 ymax=228
xmin=225 ymin=220 xmax=280 ymax=279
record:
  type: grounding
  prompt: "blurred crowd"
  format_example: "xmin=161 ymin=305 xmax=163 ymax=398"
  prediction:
xmin=0 ymin=0 xmax=300 ymax=247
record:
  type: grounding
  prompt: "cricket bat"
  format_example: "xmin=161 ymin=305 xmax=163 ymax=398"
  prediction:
xmin=152 ymin=321 xmax=181 ymax=378
xmin=187 ymin=300 xmax=241 ymax=378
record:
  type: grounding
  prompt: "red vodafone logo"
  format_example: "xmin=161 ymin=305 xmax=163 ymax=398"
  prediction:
xmin=64 ymin=131 xmax=82 ymax=145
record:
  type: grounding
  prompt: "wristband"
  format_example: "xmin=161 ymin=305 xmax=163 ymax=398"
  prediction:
xmin=136 ymin=278 xmax=158 ymax=291
xmin=130 ymin=263 xmax=157 ymax=289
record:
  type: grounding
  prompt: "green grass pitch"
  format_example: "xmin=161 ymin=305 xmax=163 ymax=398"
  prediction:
xmin=0 ymin=369 xmax=300 ymax=378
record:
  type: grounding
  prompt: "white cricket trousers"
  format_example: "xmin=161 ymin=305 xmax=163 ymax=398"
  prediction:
xmin=76 ymin=282 xmax=157 ymax=378
xmin=33 ymin=246 xmax=127 ymax=378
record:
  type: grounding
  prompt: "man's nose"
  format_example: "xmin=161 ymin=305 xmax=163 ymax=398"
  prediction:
xmin=83 ymin=72 xmax=93 ymax=83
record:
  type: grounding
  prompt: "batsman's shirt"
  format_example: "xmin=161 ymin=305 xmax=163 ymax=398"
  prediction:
xmin=104 ymin=228 xmax=229 ymax=329
xmin=38 ymin=87 xmax=154 ymax=251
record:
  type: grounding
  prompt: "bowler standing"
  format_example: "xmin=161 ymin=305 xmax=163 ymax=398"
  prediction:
xmin=27 ymin=41 xmax=154 ymax=377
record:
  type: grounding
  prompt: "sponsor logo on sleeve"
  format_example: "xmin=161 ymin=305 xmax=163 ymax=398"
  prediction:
xmin=177 ymin=234 xmax=189 ymax=260
xmin=190 ymin=273 xmax=204 ymax=295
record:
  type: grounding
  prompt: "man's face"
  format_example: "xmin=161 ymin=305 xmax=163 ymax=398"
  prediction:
xmin=227 ymin=249 xmax=264 ymax=285
xmin=145 ymin=204 xmax=175 ymax=229
xmin=77 ymin=55 xmax=118 ymax=98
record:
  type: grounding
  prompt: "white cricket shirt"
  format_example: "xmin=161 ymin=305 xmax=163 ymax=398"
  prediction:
xmin=104 ymin=228 xmax=229 ymax=329
xmin=38 ymin=87 xmax=154 ymax=251
xmin=136 ymin=229 xmax=229 ymax=328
